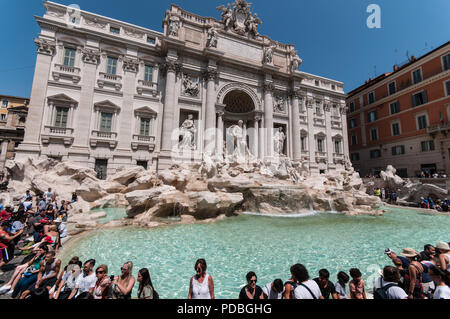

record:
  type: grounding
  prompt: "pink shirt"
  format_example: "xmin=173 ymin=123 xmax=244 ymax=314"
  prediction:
xmin=349 ymin=279 xmax=365 ymax=299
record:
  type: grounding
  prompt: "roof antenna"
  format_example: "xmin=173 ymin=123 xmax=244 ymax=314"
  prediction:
xmin=374 ymin=65 xmax=377 ymax=77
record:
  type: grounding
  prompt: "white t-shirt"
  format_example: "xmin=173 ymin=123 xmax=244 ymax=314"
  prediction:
xmin=262 ymin=283 xmax=283 ymax=299
xmin=294 ymin=280 xmax=322 ymax=299
xmin=372 ymin=277 xmax=407 ymax=299
xmin=335 ymin=281 xmax=348 ymax=299
xmin=433 ymin=285 xmax=450 ymax=299
xmin=75 ymin=272 xmax=96 ymax=297
xmin=58 ymin=223 xmax=67 ymax=238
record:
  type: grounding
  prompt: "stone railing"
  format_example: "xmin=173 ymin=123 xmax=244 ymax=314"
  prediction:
xmin=41 ymin=125 xmax=74 ymax=145
xmin=136 ymin=80 xmax=158 ymax=96
xmin=97 ymin=72 xmax=122 ymax=91
xmin=90 ymin=130 xmax=118 ymax=148
xmin=52 ymin=64 xmax=81 ymax=83
xmin=131 ymin=134 xmax=156 ymax=151
xmin=427 ymin=122 xmax=450 ymax=135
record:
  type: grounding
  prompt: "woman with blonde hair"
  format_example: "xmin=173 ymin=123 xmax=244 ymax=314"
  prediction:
xmin=112 ymin=261 xmax=135 ymax=299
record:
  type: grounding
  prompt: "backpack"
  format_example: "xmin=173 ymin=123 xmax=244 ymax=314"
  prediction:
xmin=373 ymin=278 xmax=397 ymax=299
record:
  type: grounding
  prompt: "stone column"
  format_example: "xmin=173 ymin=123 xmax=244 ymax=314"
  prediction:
xmin=306 ymin=97 xmax=316 ymax=165
xmin=204 ymin=66 xmax=218 ymax=155
xmin=72 ymin=48 xmax=100 ymax=150
xmin=17 ymin=39 xmax=56 ymax=156
xmin=340 ymin=104 xmax=349 ymax=161
xmin=0 ymin=140 xmax=8 ymax=170
xmin=290 ymin=90 xmax=302 ymax=161
xmin=253 ymin=115 xmax=260 ymax=159
xmin=160 ymin=59 xmax=179 ymax=152
xmin=263 ymin=82 xmax=274 ymax=159
xmin=258 ymin=117 xmax=264 ymax=159
xmin=324 ymin=102 xmax=334 ymax=166
xmin=216 ymin=111 xmax=224 ymax=157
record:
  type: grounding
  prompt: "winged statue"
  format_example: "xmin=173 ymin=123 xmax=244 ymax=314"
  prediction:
xmin=216 ymin=4 xmax=233 ymax=29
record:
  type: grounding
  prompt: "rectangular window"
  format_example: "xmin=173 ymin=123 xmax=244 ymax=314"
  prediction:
xmin=412 ymin=91 xmax=428 ymax=107
xmin=136 ymin=161 xmax=148 ymax=169
xmin=0 ymin=114 xmax=6 ymax=121
xmin=334 ymin=140 xmax=341 ymax=154
xmin=421 ymin=140 xmax=435 ymax=152
xmin=301 ymin=136 xmax=307 ymax=151
xmin=315 ymin=80 xmax=319 ymax=86
xmin=63 ymin=48 xmax=76 ymax=67
xmin=351 ymin=135 xmax=357 ymax=146
xmin=388 ymin=81 xmax=396 ymax=95
xmin=412 ymin=69 xmax=422 ymax=84
xmin=367 ymin=110 xmax=377 ymax=123
xmin=331 ymin=84 xmax=336 ymax=90
xmin=443 ymin=53 xmax=450 ymax=71
xmin=298 ymin=98 xmax=304 ymax=112
xmin=146 ymin=36 xmax=156 ymax=44
xmin=370 ymin=128 xmax=378 ymax=141
xmin=100 ymin=112 xmax=113 ymax=132
xmin=144 ymin=65 xmax=153 ymax=82
xmin=110 ymin=26 xmax=120 ymax=34
xmin=106 ymin=57 xmax=118 ymax=75
xmin=392 ymin=122 xmax=400 ymax=136
xmin=368 ymin=92 xmax=375 ymax=104
xmin=140 ymin=118 xmax=151 ymax=136
xmin=417 ymin=115 xmax=427 ymax=130
xmin=1 ymin=100 xmax=8 ymax=108
xmin=392 ymin=145 xmax=405 ymax=156
xmin=390 ymin=101 xmax=400 ymax=115
xmin=349 ymin=102 xmax=355 ymax=113
xmin=446 ymin=80 xmax=450 ymax=96
xmin=317 ymin=139 xmax=324 ymax=153
xmin=370 ymin=149 xmax=381 ymax=159
xmin=350 ymin=153 xmax=360 ymax=161
xmin=54 ymin=107 xmax=68 ymax=128
xmin=349 ymin=119 xmax=357 ymax=129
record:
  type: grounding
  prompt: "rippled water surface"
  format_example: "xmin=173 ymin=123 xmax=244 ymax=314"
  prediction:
xmin=61 ymin=207 xmax=450 ymax=299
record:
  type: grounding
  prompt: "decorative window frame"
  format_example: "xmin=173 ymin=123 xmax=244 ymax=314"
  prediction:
xmin=93 ymin=100 xmax=121 ymax=132
xmin=387 ymin=80 xmax=396 ymax=95
xmin=415 ymin=111 xmax=428 ymax=131
xmin=411 ymin=67 xmax=423 ymax=85
xmin=370 ymin=127 xmax=379 ymax=141
xmin=390 ymin=120 xmax=402 ymax=136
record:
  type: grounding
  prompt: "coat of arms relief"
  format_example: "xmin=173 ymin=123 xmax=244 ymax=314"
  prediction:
xmin=216 ymin=0 xmax=262 ymax=37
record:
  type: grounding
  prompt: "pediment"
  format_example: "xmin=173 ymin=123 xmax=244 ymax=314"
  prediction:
xmin=94 ymin=100 xmax=121 ymax=111
xmin=47 ymin=94 xmax=78 ymax=105
xmin=134 ymin=106 xmax=157 ymax=115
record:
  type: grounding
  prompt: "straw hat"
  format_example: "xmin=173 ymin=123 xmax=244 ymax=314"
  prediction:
xmin=400 ymin=248 xmax=420 ymax=258
xmin=436 ymin=242 xmax=450 ymax=252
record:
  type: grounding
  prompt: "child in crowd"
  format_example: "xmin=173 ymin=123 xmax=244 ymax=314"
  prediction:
xmin=349 ymin=268 xmax=366 ymax=299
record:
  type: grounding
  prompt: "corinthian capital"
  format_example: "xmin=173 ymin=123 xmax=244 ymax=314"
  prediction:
xmin=81 ymin=48 xmax=101 ymax=65
xmin=123 ymin=57 xmax=139 ymax=73
xmin=306 ymin=97 xmax=314 ymax=108
xmin=161 ymin=59 xmax=182 ymax=75
xmin=34 ymin=38 xmax=56 ymax=56
xmin=289 ymin=89 xmax=304 ymax=99
xmin=202 ymin=67 xmax=218 ymax=81
xmin=262 ymin=82 xmax=274 ymax=93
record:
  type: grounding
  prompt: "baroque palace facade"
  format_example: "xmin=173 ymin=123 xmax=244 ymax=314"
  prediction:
xmin=17 ymin=1 xmax=348 ymax=178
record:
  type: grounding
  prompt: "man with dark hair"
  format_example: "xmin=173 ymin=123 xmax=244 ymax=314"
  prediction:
xmin=262 ymin=278 xmax=284 ymax=299
xmin=373 ymin=266 xmax=408 ymax=299
xmin=292 ymin=264 xmax=322 ymax=299
xmin=314 ymin=269 xmax=338 ymax=299
xmin=420 ymin=244 xmax=435 ymax=261
xmin=239 ymin=271 xmax=264 ymax=299
xmin=69 ymin=259 xmax=96 ymax=299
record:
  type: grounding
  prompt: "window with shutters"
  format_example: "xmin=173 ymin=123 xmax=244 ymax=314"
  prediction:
xmin=54 ymin=107 xmax=68 ymax=127
xmin=140 ymin=118 xmax=151 ymax=136
xmin=412 ymin=69 xmax=422 ymax=84
xmin=392 ymin=145 xmax=405 ymax=156
xmin=390 ymin=101 xmax=400 ymax=114
xmin=412 ymin=91 xmax=427 ymax=107
xmin=100 ymin=112 xmax=113 ymax=132
xmin=442 ymin=53 xmax=450 ymax=71
xmin=63 ymin=48 xmax=76 ymax=67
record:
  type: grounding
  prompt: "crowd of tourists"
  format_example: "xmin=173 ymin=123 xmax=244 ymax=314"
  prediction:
xmin=373 ymin=187 xmax=399 ymax=204
xmin=1 ymin=187 xmax=449 ymax=300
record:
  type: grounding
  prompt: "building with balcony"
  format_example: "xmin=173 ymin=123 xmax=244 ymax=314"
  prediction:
xmin=346 ymin=41 xmax=450 ymax=177
xmin=17 ymin=1 xmax=348 ymax=179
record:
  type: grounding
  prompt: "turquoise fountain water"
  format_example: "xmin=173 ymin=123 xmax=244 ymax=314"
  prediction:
xmin=62 ymin=207 xmax=450 ymax=299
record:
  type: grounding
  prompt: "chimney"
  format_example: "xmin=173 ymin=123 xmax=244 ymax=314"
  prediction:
xmin=393 ymin=65 xmax=399 ymax=72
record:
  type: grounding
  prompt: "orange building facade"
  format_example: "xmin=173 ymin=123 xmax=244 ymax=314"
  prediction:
xmin=346 ymin=41 xmax=450 ymax=177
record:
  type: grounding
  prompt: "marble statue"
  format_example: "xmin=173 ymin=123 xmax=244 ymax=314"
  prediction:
xmin=290 ymin=49 xmax=302 ymax=72
xmin=207 ymin=25 xmax=218 ymax=48
xmin=273 ymin=95 xmax=286 ymax=113
xmin=246 ymin=13 xmax=261 ymax=37
xmin=182 ymin=74 xmax=199 ymax=97
xmin=263 ymin=42 xmax=276 ymax=64
xmin=216 ymin=3 xmax=233 ymax=29
xmin=229 ymin=120 xmax=247 ymax=161
xmin=179 ymin=114 xmax=196 ymax=149
xmin=168 ymin=15 xmax=180 ymax=36
xmin=274 ymin=127 xmax=286 ymax=155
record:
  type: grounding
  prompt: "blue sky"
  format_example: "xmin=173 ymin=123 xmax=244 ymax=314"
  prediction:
xmin=0 ymin=0 xmax=448 ymax=98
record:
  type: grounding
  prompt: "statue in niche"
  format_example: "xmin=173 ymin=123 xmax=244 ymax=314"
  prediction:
xmin=290 ymin=49 xmax=302 ymax=72
xmin=179 ymin=114 xmax=196 ymax=149
xmin=207 ymin=25 xmax=218 ymax=48
xmin=263 ymin=42 xmax=276 ymax=64
xmin=216 ymin=3 xmax=233 ymax=29
xmin=182 ymin=74 xmax=199 ymax=97
xmin=168 ymin=15 xmax=180 ymax=37
xmin=228 ymin=120 xmax=247 ymax=162
xmin=246 ymin=13 xmax=261 ymax=37
xmin=274 ymin=127 xmax=286 ymax=155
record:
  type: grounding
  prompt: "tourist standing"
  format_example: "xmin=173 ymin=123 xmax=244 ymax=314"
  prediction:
xmin=349 ymin=268 xmax=366 ymax=299
xmin=436 ymin=241 xmax=450 ymax=271
xmin=137 ymin=268 xmax=158 ymax=299
xmin=313 ymin=269 xmax=338 ymax=299
xmin=429 ymin=265 xmax=450 ymax=299
xmin=291 ymin=264 xmax=322 ymax=299
xmin=335 ymin=271 xmax=350 ymax=299
xmin=239 ymin=271 xmax=264 ymax=299
xmin=262 ymin=279 xmax=284 ymax=299
xmin=112 ymin=261 xmax=135 ymax=299
xmin=400 ymin=248 xmax=425 ymax=299
xmin=188 ymin=259 xmax=214 ymax=299
xmin=93 ymin=264 xmax=111 ymax=299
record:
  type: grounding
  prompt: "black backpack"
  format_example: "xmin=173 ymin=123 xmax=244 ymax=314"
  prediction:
xmin=373 ymin=278 xmax=397 ymax=299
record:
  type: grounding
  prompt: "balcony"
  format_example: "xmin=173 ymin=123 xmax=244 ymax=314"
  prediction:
xmin=41 ymin=125 xmax=74 ymax=145
xmin=89 ymin=130 xmax=118 ymax=148
xmin=52 ymin=64 xmax=81 ymax=84
xmin=315 ymin=151 xmax=327 ymax=164
xmin=97 ymin=72 xmax=122 ymax=91
xmin=136 ymin=80 xmax=158 ymax=97
xmin=427 ymin=122 xmax=450 ymax=136
xmin=299 ymin=115 xmax=308 ymax=124
xmin=131 ymin=134 xmax=156 ymax=151
xmin=331 ymin=121 xmax=342 ymax=129
xmin=313 ymin=118 xmax=326 ymax=127
xmin=333 ymin=153 xmax=345 ymax=164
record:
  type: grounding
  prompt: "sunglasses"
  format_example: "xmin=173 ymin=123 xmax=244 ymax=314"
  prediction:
xmin=249 ymin=279 xmax=257 ymax=283
xmin=96 ymin=270 xmax=105 ymax=274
